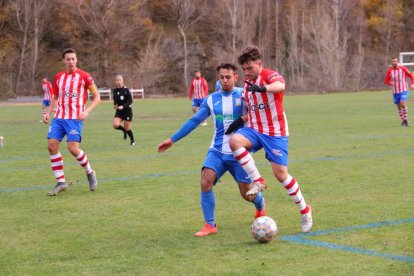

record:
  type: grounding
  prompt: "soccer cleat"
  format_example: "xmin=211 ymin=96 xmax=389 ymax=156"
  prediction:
xmin=87 ymin=170 xmax=98 ymax=191
xmin=201 ymin=121 xmax=208 ymax=126
xmin=255 ymin=208 xmax=266 ymax=219
xmin=47 ymin=182 xmax=69 ymax=196
xmin=401 ymin=120 xmax=409 ymax=127
xmin=130 ymin=141 xmax=136 ymax=146
xmin=194 ymin=223 xmax=217 ymax=237
xmin=301 ymin=205 xmax=313 ymax=233
xmin=246 ymin=179 xmax=267 ymax=199
xmin=123 ymin=131 xmax=128 ymax=140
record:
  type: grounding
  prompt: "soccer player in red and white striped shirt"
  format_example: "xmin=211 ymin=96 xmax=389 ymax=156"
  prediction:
xmin=42 ymin=48 xmax=101 ymax=196
xmin=384 ymin=57 xmax=414 ymax=126
xmin=41 ymin=77 xmax=53 ymax=119
xmin=189 ymin=70 xmax=209 ymax=125
xmin=228 ymin=47 xmax=312 ymax=232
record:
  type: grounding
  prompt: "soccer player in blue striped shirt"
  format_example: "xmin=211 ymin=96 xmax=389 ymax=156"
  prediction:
xmin=158 ymin=63 xmax=266 ymax=237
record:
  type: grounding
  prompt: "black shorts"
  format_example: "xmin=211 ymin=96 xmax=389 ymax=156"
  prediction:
xmin=115 ymin=108 xmax=133 ymax=121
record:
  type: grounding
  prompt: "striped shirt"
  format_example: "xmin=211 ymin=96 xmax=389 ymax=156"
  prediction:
xmin=243 ymin=68 xmax=289 ymax=137
xmin=42 ymin=80 xmax=53 ymax=101
xmin=384 ymin=66 xmax=414 ymax=94
xmin=189 ymin=77 xmax=208 ymax=99
xmin=171 ymin=89 xmax=245 ymax=154
xmin=52 ymin=69 xmax=96 ymax=119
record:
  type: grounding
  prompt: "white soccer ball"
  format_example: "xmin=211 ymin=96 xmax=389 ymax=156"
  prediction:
xmin=251 ymin=216 xmax=278 ymax=243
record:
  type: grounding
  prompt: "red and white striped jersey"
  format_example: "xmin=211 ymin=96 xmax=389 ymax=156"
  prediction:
xmin=42 ymin=80 xmax=53 ymax=101
xmin=243 ymin=68 xmax=289 ymax=137
xmin=52 ymin=69 xmax=96 ymax=119
xmin=189 ymin=77 xmax=208 ymax=99
xmin=384 ymin=66 xmax=414 ymax=94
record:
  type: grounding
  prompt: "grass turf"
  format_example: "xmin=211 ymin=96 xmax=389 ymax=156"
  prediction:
xmin=0 ymin=91 xmax=413 ymax=275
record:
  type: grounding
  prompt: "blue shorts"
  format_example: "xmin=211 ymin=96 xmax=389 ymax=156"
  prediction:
xmin=236 ymin=127 xmax=288 ymax=166
xmin=42 ymin=100 xmax=50 ymax=107
xmin=203 ymin=149 xmax=251 ymax=185
xmin=47 ymin=118 xmax=83 ymax=142
xmin=192 ymin=98 xmax=204 ymax=108
xmin=393 ymin=91 xmax=408 ymax=104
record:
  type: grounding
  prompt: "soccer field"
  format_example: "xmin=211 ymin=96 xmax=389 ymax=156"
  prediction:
xmin=0 ymin=91 xmax=413 ymax=275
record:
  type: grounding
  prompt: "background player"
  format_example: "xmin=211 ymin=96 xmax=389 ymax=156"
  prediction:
xmin=189 ymin=70 xmax=208 ymax=125
xmin=384 ymin=56 xmax=414 ymax=126
xmin=227 ymin=47 xmax=313 ymax=233
xmin=43 ymin=48 xmax=101 ymax=196
xmin=41 ymin=77 xmax=53 ymax=120
xmin=158 ymin=63 xmax=266 ymax=237
xmin=112 ymin=74 xmax=135 ymax=146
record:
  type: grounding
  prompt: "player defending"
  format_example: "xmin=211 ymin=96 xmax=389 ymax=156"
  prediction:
xmin=384 ymin=56 xmax=414 ymax=126
xmin=43 ymin=48 xmax=101 ymax=196
xmin=227 ymin=47 xmax=313 ymax=233
xmin=158 ymin=63 xmax=266 ymax=237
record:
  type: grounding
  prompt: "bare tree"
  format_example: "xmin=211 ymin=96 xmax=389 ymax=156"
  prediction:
xmin=13 ymin=0 xmax=32 ymax=96
xmin=29 ymin=0 xmax=48 ymax=95
xmin=171 ymin=0 xmax=204 ymax=90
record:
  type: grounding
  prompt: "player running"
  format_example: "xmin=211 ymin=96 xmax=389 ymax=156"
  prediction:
xmin=384 ymin=56 xmax=414 ymax=126
xmin=43 ymin=48 xmax=101 ymax=196
xmin=227 ymin=47 xmax=313 ymax=233
xmin=158 ymin=63 xmax=266 ymax=237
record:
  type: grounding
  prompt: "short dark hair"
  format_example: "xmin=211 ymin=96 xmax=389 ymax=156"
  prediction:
xmin=62 ymin=48 xmax=76 ymax=58
xmin=216 ymin=63 xmax=238 ymax=73
xmin=238 ymin=47 xmax=262 ymax=65
xmin=391 ymin=56 xmax=398 ymax=60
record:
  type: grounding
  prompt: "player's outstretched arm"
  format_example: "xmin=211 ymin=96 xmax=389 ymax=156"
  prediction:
xmin=158 ymin=138 xmax=174 ymax=153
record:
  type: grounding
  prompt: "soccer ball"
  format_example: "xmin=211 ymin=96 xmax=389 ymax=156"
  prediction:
xmin=251 ymin=216 xmax=277 ymax=243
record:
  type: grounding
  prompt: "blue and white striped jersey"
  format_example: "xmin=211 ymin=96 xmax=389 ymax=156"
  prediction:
xmin=171 ymin=89 xmax=245 ymax=154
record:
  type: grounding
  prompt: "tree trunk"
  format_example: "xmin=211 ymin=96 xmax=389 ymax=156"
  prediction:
xmin=178 ymin=24 xmax=189 ymax=90
xmin=30 ymin=0 xmax=39 ymax=96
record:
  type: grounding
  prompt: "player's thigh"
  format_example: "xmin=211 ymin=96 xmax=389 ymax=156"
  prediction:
xmin=47 ymin=119 xmax=66 ymax=141
xmin=113 ymin=117 xmax=122 ymax=127
xmin=224 ymin=154 xmax=251 ymax=184
xmin=231 ymin=127 xmax=262 ymax=151
xmin=202 ymin=150 xmax=226 ymax=186
xmin=260 ymin=135 xmax=289 ymax=166
xmin=65 ymin=120 xmax=83 ymax=143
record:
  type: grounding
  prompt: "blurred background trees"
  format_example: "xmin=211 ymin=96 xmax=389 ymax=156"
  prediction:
xmin=0 ymin=0 xmax=413 ymax=98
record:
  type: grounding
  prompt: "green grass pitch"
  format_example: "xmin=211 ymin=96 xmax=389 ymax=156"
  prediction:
xmin=0 ymin=91 xmax=413 ymax=275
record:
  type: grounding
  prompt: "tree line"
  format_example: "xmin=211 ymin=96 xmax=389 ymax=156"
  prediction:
xmin=0 ymin=0 xmax=413 ymax=99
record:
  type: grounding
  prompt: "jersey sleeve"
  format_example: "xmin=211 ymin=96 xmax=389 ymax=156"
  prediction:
xmin=124 ymin=88 xmax=133 ymax=107
xmin=384 ymin=69 xmax=392 ymax=85
xmin=112 ymin=89 xmax=116 ymax=105
xmin=264 ymin=70 xmax=285 ymax=84
xmin=189 ymin=79 xmax=194 ymax=98
xmin=84 ymin=73 xmax=98 ymax=95
xmin=170 ymin=99 xmax=211 ymax=142
xmin=403 ymin=67 xmax=414 ymax=83
xmin=52 ymin=75 xmax=59 ymax=96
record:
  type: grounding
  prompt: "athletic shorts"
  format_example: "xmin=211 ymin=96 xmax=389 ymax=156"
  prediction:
xmin=192 ymin=98 xmax=204 ymax=108
xmin=393 ymin=91 xmax=408 ymax=104
xmin=235 ymin=127 xmax=289 ymax=166
xmin=115 ymin=108 xmax=133 ymax=121
xmin=47 ymin=118 xmax=84 ymax=142
xmin=42 ymin=99 xmax=50 ymax=107
xmin=203 ymin=149 xmax=251 ymax=185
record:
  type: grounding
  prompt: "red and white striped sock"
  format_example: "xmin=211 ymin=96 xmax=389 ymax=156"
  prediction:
xmin=50 ymin=153 xmax=65 ymax=183
xmin=232 ymin=147 xmax=262 ymax=182
xmin=282 ymin=175 xmax=308 ymax=214
xmin=76 ymin=150 xmax=92 ymax=174
xmin=402 ymin=107 xmax=408 ymax=120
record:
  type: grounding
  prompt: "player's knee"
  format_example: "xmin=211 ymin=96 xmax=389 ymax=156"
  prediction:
xmin=47 ymin=143 xmax=58 ymax=154
xmin=229 ymin=134 xmax=243 ymax=150
xmin=200 ymin=178 xmax=214 ymax=192
xmin=273 ymin=170 xmax=288 ymax=183
xmin=113 ymin=123 xmax=120 ymax=129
